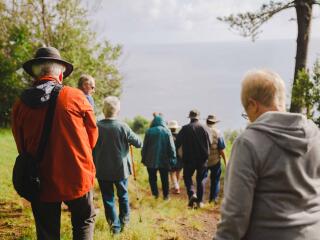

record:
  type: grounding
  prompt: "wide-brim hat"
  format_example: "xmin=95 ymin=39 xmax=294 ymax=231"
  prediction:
xmin=23 ymin=47 xmax=73 ymax=78
xmin=207 ymin=114 xmax=220 ymax=124
xmin=168 ymin=120 xmax=180 ymax=129
xmin=188 ymin=109 xmax=200 ymax=119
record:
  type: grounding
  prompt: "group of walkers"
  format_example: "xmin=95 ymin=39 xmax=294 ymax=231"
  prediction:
xmin=142 ymin=110 xmax=227 ymax=209
xmin=11 ymin=46 xmax=226 ymax=238
xmin=11 ymin=46 xmax=320 ymax=240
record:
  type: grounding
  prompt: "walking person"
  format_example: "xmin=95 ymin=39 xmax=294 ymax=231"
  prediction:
xmin=78 ymin=74 xmax=95 ymax=107
xmin=205 ymin=115 xmax=227 ymax=204
xmin=12 ymin=47 xmax=98 ymax=239
xmin=168 ymin=120 xmax=183 ymax=194
xmin=176 ymin=109 xmax=211 ymax=208
xmin=93 ymin=96 xmax=142 ymax=234
xmin=141 ymin=115 xmax=176 ymax=200
xmin=214 ymin=70 xmax=320 ymax=240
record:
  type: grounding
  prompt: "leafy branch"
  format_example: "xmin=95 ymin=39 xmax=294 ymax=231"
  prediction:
xmin=217 ymin=1 xmax=295 ymax=41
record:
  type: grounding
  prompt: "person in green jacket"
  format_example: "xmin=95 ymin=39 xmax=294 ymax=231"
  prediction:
xmin=93 ymin=96 xmax=142 ymax=234
xmin=141 ymin=114 xmax=176 ymax=200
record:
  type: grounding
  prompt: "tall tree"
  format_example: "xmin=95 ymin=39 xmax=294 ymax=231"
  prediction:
xmin=218 ymin=0 xmax=320 ymax=113
xmin=0 ymin=0 xmax=122 ymax=127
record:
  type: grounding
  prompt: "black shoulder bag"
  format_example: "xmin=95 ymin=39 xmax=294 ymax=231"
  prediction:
xmin=12 ymin=85 xmax=62 ymax=202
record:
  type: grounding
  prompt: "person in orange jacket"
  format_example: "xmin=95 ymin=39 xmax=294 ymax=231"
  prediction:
xmin=12 ymin=47 xmax=98 ymax=239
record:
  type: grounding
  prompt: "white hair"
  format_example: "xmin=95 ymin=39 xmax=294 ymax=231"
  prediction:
xmin=32 ymin=61 xmax=65 ymax=78
xmin=241 ymin=69 xmax=286 ymax=111
xmin=103 ymin=96 xmax=120 ymax=118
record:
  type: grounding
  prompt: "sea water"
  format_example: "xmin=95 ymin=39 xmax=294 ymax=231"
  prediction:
xmin=118 ymin=39 xmax=320 ymax=131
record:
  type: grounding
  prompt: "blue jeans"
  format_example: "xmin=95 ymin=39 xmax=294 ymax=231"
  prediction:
xmin=208 ymin=161 xmax=222 ymax=201
xmin=98 ymin=179 xmax=129 ymax=233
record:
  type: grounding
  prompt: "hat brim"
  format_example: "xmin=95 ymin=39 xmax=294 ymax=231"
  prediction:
xmin=23 ymin=57 xmax=73 ymax=78
xmin=169 ymin=125 xmax=180 ymax=129
xmin=187 ymin=116 xmax=199 ymax=119
xmin=207 ymin=119 xmax=220 ymax=124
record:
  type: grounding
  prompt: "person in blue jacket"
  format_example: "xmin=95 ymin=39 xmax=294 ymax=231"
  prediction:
xmin=141 ymin=114 xmax=176 ymax=200
xmin=93 ymin=96 xmax=142 ymax=234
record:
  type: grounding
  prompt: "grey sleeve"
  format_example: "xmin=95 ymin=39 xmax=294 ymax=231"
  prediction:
xmin=214 ymin=137 xmax=258 ymax=240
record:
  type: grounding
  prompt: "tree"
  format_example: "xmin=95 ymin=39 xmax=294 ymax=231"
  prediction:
xmin=291 ymin=59 xmax=320 ymax=125
xmin=0 ymin=0 xmax=122 ymax=127
xmin=217 ymin=0 xmax=320 ymax=113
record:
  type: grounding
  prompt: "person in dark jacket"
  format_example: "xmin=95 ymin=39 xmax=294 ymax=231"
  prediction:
xmin=93 ymin=96 xmax=142 ymax=234
xmin=176 ymin=109 xmax=211 ymax=208
xmin=141 ymin=115 xmax=176 ymax=200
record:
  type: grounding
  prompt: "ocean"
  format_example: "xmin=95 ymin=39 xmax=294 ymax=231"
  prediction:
xmin=117 ymin=39 xmax=320 ymax=131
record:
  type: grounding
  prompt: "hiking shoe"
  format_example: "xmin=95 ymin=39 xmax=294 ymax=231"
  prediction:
xmin=196 ymin=202 xmax=204 ymax=209
xmin=163 ymin=195 xmax=170 ymax=201
xmin=188 ymin=194 xmax=198 ymax=208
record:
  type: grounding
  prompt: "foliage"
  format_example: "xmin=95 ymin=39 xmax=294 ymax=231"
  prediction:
xmin=291 ymin=60 xmax=320 ymax=126
xmin=0 ymin=0 xmax=122 ymax=127
xmin=126 ymin=115 xmax=150 ymax=134
xmin=217 ymin=1 xmax=295 ymax=41
xmin=223 ymin=129 xmax=243 ymax=145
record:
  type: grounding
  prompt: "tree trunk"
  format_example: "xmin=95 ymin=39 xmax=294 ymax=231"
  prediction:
xmin=290 ymin=0 xmax=313 ymax=113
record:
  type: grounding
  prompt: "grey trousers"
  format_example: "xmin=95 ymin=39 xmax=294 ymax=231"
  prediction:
xmin=31 ymin=190 xmax=96 ymax=240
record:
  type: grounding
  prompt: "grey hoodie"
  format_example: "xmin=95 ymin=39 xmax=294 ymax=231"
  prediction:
xmin=214 ymin=111 xmax=320 ymax=240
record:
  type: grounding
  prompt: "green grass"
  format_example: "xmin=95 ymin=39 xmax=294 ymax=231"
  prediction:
xmin=0 ymin=128 xmax=231 ymax=239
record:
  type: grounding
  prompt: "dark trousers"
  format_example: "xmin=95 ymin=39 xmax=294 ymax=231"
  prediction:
xmin=31 ymin=190 xmax=95 ymax=240
xmin=208 ymin=161 xmax=222 ymax=201
xmin=147 ymin=168 xmax=169 ymax=198
xmin=98 ymin=179 xmax=130 ymax=234
xmin=183 ymin=166 xmax=208 ymax=202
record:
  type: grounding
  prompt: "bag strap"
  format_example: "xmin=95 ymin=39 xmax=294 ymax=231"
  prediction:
xmin=35 ymin=84 xmax=62 ymax=163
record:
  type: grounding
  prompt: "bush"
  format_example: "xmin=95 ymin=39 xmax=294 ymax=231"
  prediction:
xmin=126 ymin=115 xmax=150 ymax=134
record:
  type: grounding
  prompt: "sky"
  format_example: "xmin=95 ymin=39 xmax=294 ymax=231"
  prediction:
xmin=88 ymin=0 xmax=320 ymax=45
xmin=84 ymin=0 xmax=320 ymax=129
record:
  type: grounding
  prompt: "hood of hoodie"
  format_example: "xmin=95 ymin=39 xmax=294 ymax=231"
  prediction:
xmin=247 ymin=111 xmax=320 ymax=156
xmin=20 ymin=80 xmax=62 ymax=108
xmin=150 ymin=115 xmax=167 ymax=128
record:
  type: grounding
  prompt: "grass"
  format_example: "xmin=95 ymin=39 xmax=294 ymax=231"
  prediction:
xmin=0 ymin=128 xmax=232 ymax=240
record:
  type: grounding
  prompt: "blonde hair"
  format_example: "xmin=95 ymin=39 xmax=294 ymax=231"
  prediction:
xmin=32 ymin=61 xmax=65 ymax=78
xmin=103 ymin=96 xmax=120 ymax=118
xmin=241 ymin=70 xmax=286 ymax=111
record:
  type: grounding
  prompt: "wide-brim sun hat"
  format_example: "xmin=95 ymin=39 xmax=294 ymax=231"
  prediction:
xmin=187 ymin=109 xmax=200 ymax=119
xmin=23 ymin=46 xmax=73 ymax=78
xmin=168 ymin=120 xmax=180 ymax=129
xmin=207 ymin=114 xmax=220 ymax=124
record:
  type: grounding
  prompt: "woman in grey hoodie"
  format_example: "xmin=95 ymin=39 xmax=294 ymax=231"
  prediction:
xmin=214 ymin=70 xmax=320 ymax=240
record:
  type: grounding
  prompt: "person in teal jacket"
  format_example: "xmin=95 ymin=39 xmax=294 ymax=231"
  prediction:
xmin=93 ymin=96 xmax=142 ymax=234
xmin=141 ymin=114 xmax=176 ymax=200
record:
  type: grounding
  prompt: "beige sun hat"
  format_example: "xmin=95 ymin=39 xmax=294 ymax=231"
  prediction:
xmin=207 ymin=115 xmax=220 ymax=124
xmin=168 ymin=120 xmax=180 ymax=129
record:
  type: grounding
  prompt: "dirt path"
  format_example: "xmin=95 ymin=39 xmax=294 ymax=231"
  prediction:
xmin=178 ymin=205 xmax=220 ymax=240
xmin=166 ymin=186 xmax=221 ymax=240
xmin=0 ymin=201 xmax=31 ymax=240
